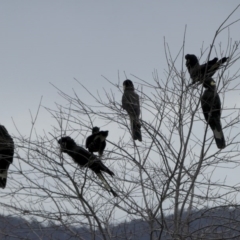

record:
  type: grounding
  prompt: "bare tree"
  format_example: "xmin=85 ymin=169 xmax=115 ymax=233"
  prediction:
xmin=1 ymin=6 xmax=240 ymax=240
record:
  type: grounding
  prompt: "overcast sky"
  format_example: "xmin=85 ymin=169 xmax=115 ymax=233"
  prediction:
xmin=1 ymin=1 xmax=239 ymax=136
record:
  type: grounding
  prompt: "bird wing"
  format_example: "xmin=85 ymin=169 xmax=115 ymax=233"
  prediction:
xmin=96 ymin=172 xmax=117 ymax=197
xmin=187 ymin=56 xmax=228 ymax=84
xmin=64 ymin=142 xmax=114 ymax=176
xmin=201 ymin=90 xmax=221 ymax=122
xmin=66 ymin=145 xmax=89 ymax=167
xmin=199 ymin=58 xmax=218 ymax=77
xmin=200 ymin=57 xmax=228 ymax=79
xmin=98 ymin=141 xmax=106 ymax=156
xmin=85 ymin=136 xmax=90 ymax=148
xmin=86 ymin=134 xmax=101 ymax=153
xmin=122 ymin=90 xmax=140 ymax=119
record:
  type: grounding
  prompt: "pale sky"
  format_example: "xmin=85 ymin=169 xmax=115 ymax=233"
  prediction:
xmin=1 ymin=1 xmax=239 ymax=135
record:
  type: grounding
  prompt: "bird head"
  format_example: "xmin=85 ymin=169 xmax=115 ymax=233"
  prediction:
xmin=185 ymin=54 xmax=199 ymax=68
xmin=92 ymin=126 xmax=100 ymax=134
xmin=220 ymin=57 xmax=229 ymax=64
xmin=123 ymin=79 xmax=134 ymax=91
xmin=101 ymin=131 xmax=109 ymax=138
xmin=58 ymin=136 xmax=76 ymax=151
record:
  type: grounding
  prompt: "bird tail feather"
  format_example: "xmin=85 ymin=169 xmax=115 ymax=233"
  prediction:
xmin=89 ymin=157 xmax=114 ymax=177
xmin=131 ymin=119 xmax=142 ymax=142
xmin=101 ymin=164 xmax=115 ymax=177
xmin=0 ymin=170 xmax=8 ymax=189
xmin=213 ymin=129 xmax=226 ymax=149
xmin=210 ymin=120 xmax=226 ymax=149
xmin=97 ymin=173 xmax=118 ymax=197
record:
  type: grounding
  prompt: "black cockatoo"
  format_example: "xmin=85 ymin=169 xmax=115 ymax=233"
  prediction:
xmin=0 ymin=125 xmax=14 ymax=189
xmin=201 ymin=78 xmax=226 ymax=149
xmin=122 ymin=79 xmax=142 ymax=141
xmin=58 ymin=136 xmax=117 ymax=197
xmin=185 ymin=54 xmax=228 ymax=84
xmin=85 ymin=127 xmax=108 ymax=156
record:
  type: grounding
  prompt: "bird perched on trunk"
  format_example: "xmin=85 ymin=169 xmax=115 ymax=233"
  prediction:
xmin=0 ymin=125 xmax=14 ymax=189
xmin=122 ymin=79 xmax=142 ymax=142
xmin=58 ymin=136 xmax=117 ymax=197
xmin=185 ymin=54 xmax=228 ymax=85
xmin=85 ymin=127 xmax=108 ymax=156
xmin=201 ymin=78 xmax=226 ymax=149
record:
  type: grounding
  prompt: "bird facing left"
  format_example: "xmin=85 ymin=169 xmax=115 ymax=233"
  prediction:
xmin=58 ymin=136 xmax=117 ymax=197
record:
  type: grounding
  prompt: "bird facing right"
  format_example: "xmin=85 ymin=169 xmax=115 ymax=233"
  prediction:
xmin=58 ymin=136 xmax=117 ymax=197
xmin=201 ymin=78 xmax=226 ymax=149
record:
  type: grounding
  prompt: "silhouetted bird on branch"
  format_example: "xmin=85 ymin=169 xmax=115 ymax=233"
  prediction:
xmin=0 ymin=125 xmax=14 ymax=189
xmin=185 ymin=54 xmax=228 ymax=85
xmin=122 ymin=79 xmax=142 ymax=142
xmin=58 ymin=136 xmax=117 ymax=197
xmin=201 ymin=78 xmax=226 ymax=149
xmin=85 ymin=127 xmax=108 ymax=156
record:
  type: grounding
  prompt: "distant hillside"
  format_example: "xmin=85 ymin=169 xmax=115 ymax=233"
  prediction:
xmin=1 ymin=206 xmax=240 ymax=239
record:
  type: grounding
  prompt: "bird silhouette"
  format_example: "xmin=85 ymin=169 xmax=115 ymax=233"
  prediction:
xmin=201 ymin=78 xmax=226 ymax=149
xmin=0 ymin=125 xmax=14 ymax=189
xmin=122 ymin=79 xmax=142 ymax=141
xmin=85 ymin=127 xmax=108 ymax=156
xmin=185 ymin=54 xmax=228 ymax=84
xmin=58 ymin=136 xmax=117 ymax=197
